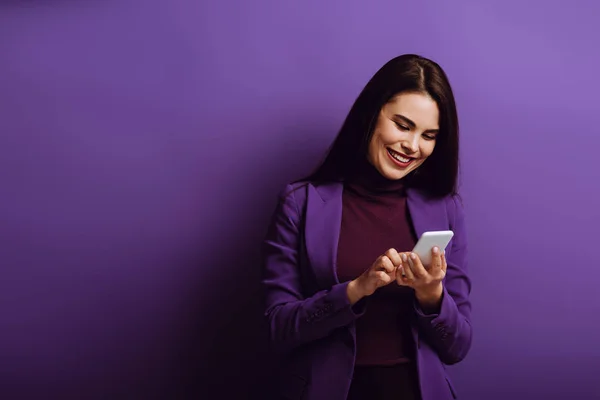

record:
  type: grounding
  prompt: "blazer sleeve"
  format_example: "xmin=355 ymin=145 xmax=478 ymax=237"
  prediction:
xmin=413 ymin=194 xmax=473 ymax=365
xmin=261 ymin=184 xmax=366 ymax=354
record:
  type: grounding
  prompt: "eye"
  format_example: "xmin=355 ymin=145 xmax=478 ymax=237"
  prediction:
xmin=394 ymin=122 xmax=410 ymax=131
xmin=423 ymin=134 xmax=437 ymax=141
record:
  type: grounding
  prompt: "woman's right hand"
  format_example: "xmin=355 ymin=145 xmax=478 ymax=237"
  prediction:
xmin=346 ymin=248 xmax=401 ymax=304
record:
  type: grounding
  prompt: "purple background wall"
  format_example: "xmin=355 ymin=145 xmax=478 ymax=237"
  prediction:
xmin=1 ymin=1 xmax=599 ymax=399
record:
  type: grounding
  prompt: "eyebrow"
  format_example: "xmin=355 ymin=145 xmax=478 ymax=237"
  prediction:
xmin=393 ymin=114 xmax=439 ymax=134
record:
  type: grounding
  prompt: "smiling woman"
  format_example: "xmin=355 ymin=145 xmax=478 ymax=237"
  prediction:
xmin=261 ymin=54 xmax=471 ymax=400
xmin=303 ymin=54 xmax=460 ymax=199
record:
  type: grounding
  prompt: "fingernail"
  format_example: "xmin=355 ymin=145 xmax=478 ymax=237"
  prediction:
xmin=432 ymin=247 xmax=439 ymax=254
xmin=402 ymin=254 xmax=407 ymax=261
xmin=410 ymin=253 xmax=416 ymax=260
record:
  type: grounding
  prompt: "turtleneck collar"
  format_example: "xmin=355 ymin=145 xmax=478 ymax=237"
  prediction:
xmin=345 ymin=159 xmax=407 ymax=197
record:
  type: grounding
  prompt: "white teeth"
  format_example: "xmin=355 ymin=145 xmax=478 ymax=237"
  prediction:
xmin=389 ymin=149 xmax=411 ymax=163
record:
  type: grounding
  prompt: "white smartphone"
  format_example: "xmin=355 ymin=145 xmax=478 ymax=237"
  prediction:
xmin=412 ymin=230 xmax=454 ymax=267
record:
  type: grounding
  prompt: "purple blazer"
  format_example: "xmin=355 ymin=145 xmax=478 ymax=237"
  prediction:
xmin=262 ymin=181 xmax=472 ymax=400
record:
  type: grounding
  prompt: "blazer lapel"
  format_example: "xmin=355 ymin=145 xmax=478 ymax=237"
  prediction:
xmin=406 ymin=188 xmax=449 ymax=238
xmin=304 ymin=182 xmax=344 ymax=290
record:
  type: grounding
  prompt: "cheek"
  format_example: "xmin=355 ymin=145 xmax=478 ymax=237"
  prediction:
xmin=420 ymin=141 xmax=436 ymax=158
xmin=367 ymin=134 xmax=380 ymax=163
xmin=376 ymin=127 xmax=398 ymax=145
xmin=368 ymin=132 xmax=388 ymax=154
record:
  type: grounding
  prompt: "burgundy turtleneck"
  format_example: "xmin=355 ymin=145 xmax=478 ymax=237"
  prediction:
xmin=336 ymin=161 xmax=417 ymax=366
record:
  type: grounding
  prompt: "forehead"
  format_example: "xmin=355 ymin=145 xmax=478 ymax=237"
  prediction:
xmin=384 ymin=92 xmax=440 ymax=128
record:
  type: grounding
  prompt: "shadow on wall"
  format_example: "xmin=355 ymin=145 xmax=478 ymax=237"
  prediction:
xmin=169 ymin=118 xmax=335 ymax=399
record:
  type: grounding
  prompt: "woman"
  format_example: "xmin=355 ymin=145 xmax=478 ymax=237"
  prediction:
xmin=262 ymin=54 xmax=472 ymax=400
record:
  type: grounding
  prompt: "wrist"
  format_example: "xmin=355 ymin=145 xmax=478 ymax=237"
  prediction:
xmin=416 ymin=283 xmax=443 ymax=307
xmin=346 ymin=279 xmax=367 ymax=305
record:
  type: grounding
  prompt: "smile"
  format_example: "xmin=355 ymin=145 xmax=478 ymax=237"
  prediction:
xmin=386 ymin=148 xmax=414 ymax=166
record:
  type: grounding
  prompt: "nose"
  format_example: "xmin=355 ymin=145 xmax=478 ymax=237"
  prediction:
xmin=400 ymin=134 xmax=419 ymax=154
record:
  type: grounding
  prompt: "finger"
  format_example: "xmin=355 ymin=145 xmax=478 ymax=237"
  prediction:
xmin=407 ymin=252 xmax=428 ymax=278
xmin=396 ymin=272 xmax=410 ymax=286
xmin=379 ymin=256 xmax=395 ymax=274
xmin=429 ymin=247 xmax=446 ymax=280
xmin=385 ymin=248 xmax=402 ymax=267
xmin=397 ymin=267 xmax=411 ymax=286
xmin=431 ymin=247 xmax=442 ymax=272
xmin=401 ymin=253 xmax=415 ymax=281
xmin=376 ymin=270 xmax=392 ymax=284
xmin=441 ymin=252 xmax=447 ymax=274
xmin=396 ymin=256 xmax=407 ymax=284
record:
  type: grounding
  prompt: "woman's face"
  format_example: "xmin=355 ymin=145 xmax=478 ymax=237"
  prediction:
xmin=367 ymin=92 xmax=440 ymax=181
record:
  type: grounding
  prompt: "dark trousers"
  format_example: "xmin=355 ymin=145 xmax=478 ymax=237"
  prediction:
xmin=347 ymin=363 xmax=422 ymax=400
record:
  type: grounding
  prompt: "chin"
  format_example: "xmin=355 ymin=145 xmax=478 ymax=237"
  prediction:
xmin=381 ymin=167 xmax=411 ymax=181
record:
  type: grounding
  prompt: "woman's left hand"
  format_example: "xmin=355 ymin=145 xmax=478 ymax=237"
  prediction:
xmin=396 ymin=247 xmax=446 ymax=307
